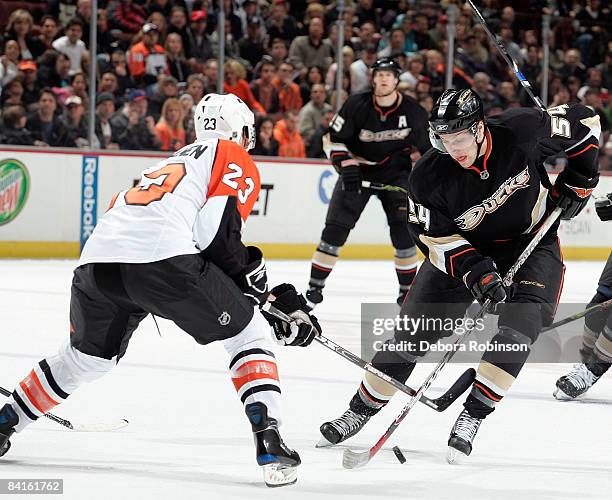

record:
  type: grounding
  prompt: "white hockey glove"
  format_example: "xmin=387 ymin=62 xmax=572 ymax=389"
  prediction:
xmin=260 ymin=284 xmax=322 ymax=347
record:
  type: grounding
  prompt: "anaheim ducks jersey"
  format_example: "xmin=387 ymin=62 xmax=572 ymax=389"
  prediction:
xmin=79 ymin=139 xmax=260 ymax=278
xmin=408 ymin=104 xmax=601 ymax=280
xmin=323 ymin=90 xmax=431 ymax=172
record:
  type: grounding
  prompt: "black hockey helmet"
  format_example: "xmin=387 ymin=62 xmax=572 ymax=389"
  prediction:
xmin=429 ymin=89 xmax=485 ymax=152
xmin=371 ymin=57 xmax=402 ymax=78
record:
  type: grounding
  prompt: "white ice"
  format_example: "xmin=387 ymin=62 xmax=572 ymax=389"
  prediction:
xmin=1 ymin=259 xmax=611 ymax=500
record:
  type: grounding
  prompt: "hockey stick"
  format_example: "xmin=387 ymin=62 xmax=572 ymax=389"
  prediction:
xmin=342 ymin=208 xmax=563 ymax=469
xmin=0 ymin=385 xmax=129 ymax=432
xmin=361 ymin=180 xmax=408 ymax=194
xmin=466 ymin=0 xmax=545 ymax=111
xmin=261 ymin=303 xmax=475 ymax=412
xmin=542 ymin=299 xmax=612 ymax=333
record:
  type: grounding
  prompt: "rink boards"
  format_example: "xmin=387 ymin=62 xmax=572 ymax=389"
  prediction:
xmin=0 ymin=146 xmax=610 ymax=259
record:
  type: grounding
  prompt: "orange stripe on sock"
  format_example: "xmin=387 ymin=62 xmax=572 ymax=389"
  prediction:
xmin=474 ymin=382 xmax=501 ymax=402
xmin=19 ymin=370 xmax=59 ymax=414
xmin=231 ymin=360 xmax=279 ymax=391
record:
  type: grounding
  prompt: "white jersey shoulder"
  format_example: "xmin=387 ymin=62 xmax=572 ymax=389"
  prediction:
xmin=79 ymin=139 xmax=221 ymax=266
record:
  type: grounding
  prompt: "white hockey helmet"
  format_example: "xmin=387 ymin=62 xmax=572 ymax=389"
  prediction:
xmin=194 ymin=93 xmax=256 ymax=151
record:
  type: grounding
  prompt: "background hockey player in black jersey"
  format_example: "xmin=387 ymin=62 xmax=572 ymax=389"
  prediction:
xmin=305 ymin=57 xmax=431 ymax=309
xmin=0 ymin=93 xmax=321 ymax=488
xmin=318 ymin=89 xmax=601 ymax=461
xmin=554 ymin=194 xmax=612 ymax=400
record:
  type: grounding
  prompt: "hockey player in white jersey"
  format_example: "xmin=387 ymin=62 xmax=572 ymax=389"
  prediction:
xmin=0 ymin=93 xmax=321 ymax=487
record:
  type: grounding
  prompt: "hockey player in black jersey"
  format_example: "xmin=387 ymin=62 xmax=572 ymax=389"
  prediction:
xmin=319 ymin=89 xmax=601 ymax=461
xmin=305 ymin=57 xmax=431 ymax=309
xmin=554 ymin=194 xmax=612 ymax=400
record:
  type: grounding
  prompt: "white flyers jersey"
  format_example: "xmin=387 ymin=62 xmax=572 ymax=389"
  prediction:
xmin=79 ymin=139 xmax=261 ymax=266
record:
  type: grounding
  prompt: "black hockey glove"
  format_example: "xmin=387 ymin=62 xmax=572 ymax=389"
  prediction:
xmin=260 ymin=284 xmax=322 ymax=347
xmin=595 ymin=192 xmax=612 ymax=222
xmin=463 ymin=258 xmax=507 ymax=306
xmin=548 ymin=169 xmax=599 ymax=221
xmin=339 ymin=159 xmax=362 ymax=193
xmin=237 ymin=246 xmax=269 ymax=305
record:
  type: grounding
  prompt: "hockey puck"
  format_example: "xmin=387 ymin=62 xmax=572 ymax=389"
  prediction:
xmin=392 ymin=446 xmax=406 ymax=464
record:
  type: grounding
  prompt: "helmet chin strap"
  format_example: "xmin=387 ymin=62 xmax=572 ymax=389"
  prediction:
xmin=472 ymin=123 xmax=487 ymax=161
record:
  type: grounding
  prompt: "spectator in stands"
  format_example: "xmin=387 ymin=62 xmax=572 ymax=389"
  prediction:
xmin=148 ymin=75 xmax=179 ymax=122
xmin=307 ymin=109 xmax=334 ymax=158
xmin=418 ymin=94 xmax=433 ymax=113
xmin=273 ymin=110 xmax=306 ymax=158
xmin=355 ymin=0 xmax=380 ymax=31
xmin=498 ymin=22 xmax=523 ymax=65
xmin=38 ymin=16 xmax=60 ymax=51
xmin=95 ymin=8 xmax=114 ymax=55
xmin=189 ymin=10 xmax=213 ymax=69
xmin=146 ymin=12 xmax=168 ymax=44
xmin=179 ymin=93 xmax=195 ymax=144
xmin=566 ymin=75 xmax=582 ymax=103
xmin=251 ymin=116 xmax=279 ymax=156
xmin=94 ymin=92 xmax=119 ymax=149
xmin=1 ymin=79 xmax=24 ymax=108
xmin=61 ymin=95 xmax=89 ymax=147
xmin=266 ymin=0 xmax=299 ymax=43
xmin=560 ymin=49 xmax=588 ymax=83
xmin=128 ymin=23 xmax=167 ymax=88
xmin=400 ymin=54 xmax=425 ymax=88
xmin=472 ymin=72 xmax=502 ymax=114
xmin=325 ymin=46 xmax=354 ymax=91
xmin=99 ymin=71 xmax=122 ymax=108
xmin=239 ymin=16 xmax=265 ymax=70
xmin=550 ymin=85 xmax=571 ymax=107
xmin=288 ymin=17 xmax=333 ymax=73
xmin=1 ymin=105 xmax=37 ymax=145
xmin=351 ymin=21 xmax=377 ymax=58
xmin=26 ymin=88 xmax=73 ymax=147
xmin=378 ymin=28 xmax=406 ymax=59
xmin=17 ymin=60 xmax=39 ymax=109
xmin=4 ymin=9 xmax=46 ymax=61
xmin=497 ymin=81 xmax=518 ymax=108
xmin=203 ymin=59 xmax=219 ymax=94
xmin=423 ymin=49 xmax=445 ymax=99
xmin=186 ymin=74 xmax=206 ymax=105
xmin=108 ymin=0 xmax=147 ymax=36
xmin=110 ymin=89 xmax=161 ymax=150
xmin=350 ymin=43 xmax=377 ymax=94
xmin=224 ymin=59 xmax=265 ymax=114
xmin=109 ymin=49 xmax=133 ymax=94
xmin=412 ymin=14 xmax=436 ymax=51
xmin=582 ymin=88 xmax=610 ymax=137
xmin=36 ymin=51 xmax=71 ymax=90
xmin=596 ymin=50 xmax=612 ymax=90
xmin=53 ymin=18 xmax=88 ymax=76
xmin=69 ymin=71 xmax=89 ymax=110
xmin=76 ymin=0 xmax=92 ymax=47
xmin=165 ymin=33 xmax=190 ymax=83
xmin=146 ymin=0 xmax=171 ymax=18
xmin=250 ymin=58 xmax=281 ymax=117
xmin=523 ymin=44 xmax=542 ymax=86
xmin=155 ymin=97 xmax=186 ymax=151
xmin=300 ymin=65 xmax=324 ymax=105
xmin=167 ymin=6 xmax=193 ymax=59
xmin=274 ymin=60 xmax=303 ymax=113
xmin=299 ymin=83 xmax=331 ymax=148
xmin=1 ymin=40 xmax=20 ymax=88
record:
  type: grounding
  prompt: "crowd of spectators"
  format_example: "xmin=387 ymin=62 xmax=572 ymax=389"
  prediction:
xmin=0 ymin=0 xmax=610 ymax=168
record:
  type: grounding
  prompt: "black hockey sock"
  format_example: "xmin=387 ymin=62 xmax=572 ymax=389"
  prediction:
xmin=463 ymin=394 xmax=495 ymax=419
xmin=349 ymin=390 xmax=384 ymax=416
xmin=309 ymin=241 xmax=340 ymax=290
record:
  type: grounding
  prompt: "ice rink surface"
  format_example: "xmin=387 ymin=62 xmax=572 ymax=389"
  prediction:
xmin=1 ymin=259 xmax=611 ymax=500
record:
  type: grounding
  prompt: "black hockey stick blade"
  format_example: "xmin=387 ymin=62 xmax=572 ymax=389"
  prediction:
xmin=430 ymin=368 xmax=476 ymax=411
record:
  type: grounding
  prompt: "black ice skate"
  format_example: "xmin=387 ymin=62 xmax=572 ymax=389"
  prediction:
xmin=305 ymin=286 xmax=324 ymax=311
xmin=554 ymin=362 xmax=609 ymax=400
xmin=245 ymin=403 xmax=300 ymax=487
xmin=447 ymin=409 xmax=483 ymax=463
xmin=397 ymin=286 xmax=411 ymax=306
xmin=317 ymin=409 xmax=371 ymax=447
xmin=0 ymin=404 xmax=19 ymax=458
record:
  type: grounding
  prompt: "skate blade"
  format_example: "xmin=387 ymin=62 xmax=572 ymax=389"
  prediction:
xmin=553 ymin=387 xmax=584 ymax=401
xmin=315 ymin=435 xmax=335 ymax=448
xmin=263 ymin=464 xmax=297 ymax=487
xmin=447 ymin=446 xmax=466 ymax=464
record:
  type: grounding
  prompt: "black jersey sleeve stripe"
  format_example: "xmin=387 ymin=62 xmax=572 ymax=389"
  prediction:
xmin=39 ymin=360 xmax=70 ymax=400
xmin=239 ymin=384 xmax=281 ymax=403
